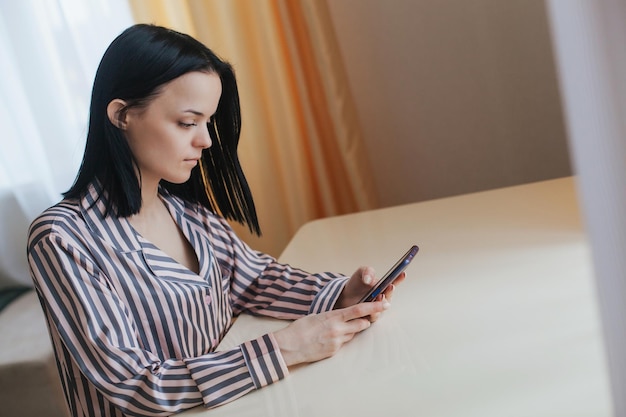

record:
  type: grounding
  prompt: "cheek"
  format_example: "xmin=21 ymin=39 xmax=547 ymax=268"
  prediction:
xmin=124 ymin=116 xmax=186 ymax=166
xmin=122 ymin=132 xmax=141 ymax=160
xmin=123 ymin=131 xmax=163 ymax=171
xmin=126 ymin=125 xmax=169 ymax=154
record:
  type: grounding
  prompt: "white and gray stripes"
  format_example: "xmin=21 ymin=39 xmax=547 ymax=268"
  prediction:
xmin=27 ymin=181 xmax=347 ymax=416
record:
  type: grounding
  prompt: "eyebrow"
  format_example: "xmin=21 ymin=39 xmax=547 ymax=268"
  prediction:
xmin=182 ymin=109 xmax=205 ymax=116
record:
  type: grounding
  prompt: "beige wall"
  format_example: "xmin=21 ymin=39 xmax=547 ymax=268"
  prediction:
xmin=327 ymin=0 xmax=571 ymax=207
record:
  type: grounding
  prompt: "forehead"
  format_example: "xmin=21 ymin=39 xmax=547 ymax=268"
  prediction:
xmin=152 ymin=71 xmax=222 ymax=112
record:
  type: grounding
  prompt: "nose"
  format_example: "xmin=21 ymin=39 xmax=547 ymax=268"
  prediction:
xmin=195 ymin=125 xmax=213 ymax=149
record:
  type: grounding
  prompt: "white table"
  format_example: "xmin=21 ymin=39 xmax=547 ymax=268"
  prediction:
xmin=184 ymin=177 xmax=613 ymax=417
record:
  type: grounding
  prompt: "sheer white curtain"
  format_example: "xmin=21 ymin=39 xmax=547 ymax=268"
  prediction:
xmin=0 ymin=0 xmax=134 ymax=288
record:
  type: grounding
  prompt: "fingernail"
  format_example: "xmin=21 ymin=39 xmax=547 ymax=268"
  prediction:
xmin=363 ymin=274 xmax=372 ymax=285
xmin=383 ymin=300 xmax=391 ymax=309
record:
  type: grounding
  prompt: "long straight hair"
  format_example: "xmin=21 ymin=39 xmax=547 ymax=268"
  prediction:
xmin=64 ymin=24 xmax=260 ymax=235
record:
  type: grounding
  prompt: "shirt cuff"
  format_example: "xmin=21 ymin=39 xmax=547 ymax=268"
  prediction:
xmin=240 ymin=333 xmax=289 ymax=389
xmin=308 ymin=275 xmax=349 ymax=314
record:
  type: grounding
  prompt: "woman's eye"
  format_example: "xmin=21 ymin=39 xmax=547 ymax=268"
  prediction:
xmin=179 ymin=122 xmax=197 ymax=128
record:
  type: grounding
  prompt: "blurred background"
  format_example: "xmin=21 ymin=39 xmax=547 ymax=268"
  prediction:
xmin=4 ymin=1 xmax=626 ymax=414
xmin=0 ymin=0 xmax=626 ymax=415
xmin=0 ymin=0 xmax=570 ymax=286
xmin=129 ymin=0 xmax=572 ymax=256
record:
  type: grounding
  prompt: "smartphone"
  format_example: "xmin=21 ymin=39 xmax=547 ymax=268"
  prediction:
xmin=358 ymin=245 xmax=419 ymax=303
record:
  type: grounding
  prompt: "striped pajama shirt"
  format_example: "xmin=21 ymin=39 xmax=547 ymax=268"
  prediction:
xmin=27 ymin=181 xmax=347 ymax=416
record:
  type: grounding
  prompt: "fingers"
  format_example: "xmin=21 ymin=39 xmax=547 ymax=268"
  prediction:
xmin=346 ymin=317 xmax=371 ymax=333
xmin=360 ymin=266 xmax=376 ymax=285
xmin=380 ymin=271 xmax=406 ymax=302
xmin=276 ymin=301 xmax=389 ymax=367
xmin=335 ymin=300 xmax=389 ymax=322
xmin=366 ymin=310 xmax=381 ymax=323
xmin=349 ymin=266 xmax=377 ymax=287
xmin=279 ymin=315 xmax=372 ymax=365
xmin=382 ymin=284 xmax=396 ymax=301
xmin=393 ymin=271 xmax=407 ymax=286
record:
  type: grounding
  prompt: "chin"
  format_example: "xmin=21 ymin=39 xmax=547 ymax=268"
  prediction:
xmin=164 ymin=173 xmax=194 ymax=185
xmin=163 ymin=164 xmax=199 ymax=185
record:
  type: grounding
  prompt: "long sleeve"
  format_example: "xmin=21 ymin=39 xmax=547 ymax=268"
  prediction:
xmin=27 ymin=184 xmax=350 ymax=417
xmin=28 ymin=230 xmax=286 ymax=416
xmin=203 ymin=214 xmax=349 ymax=319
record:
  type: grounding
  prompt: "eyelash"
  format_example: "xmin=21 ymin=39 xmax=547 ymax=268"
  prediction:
xmin=179 ymin=117 xmax=215 ymax=128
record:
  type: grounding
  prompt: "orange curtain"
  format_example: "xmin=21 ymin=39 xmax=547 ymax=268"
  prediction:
xmin=128 ymin=0 xmax=378 ymax=257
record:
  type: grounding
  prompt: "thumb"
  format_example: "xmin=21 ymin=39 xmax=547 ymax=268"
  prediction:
xmin=359 ymin=266 xmax=375 ymax=286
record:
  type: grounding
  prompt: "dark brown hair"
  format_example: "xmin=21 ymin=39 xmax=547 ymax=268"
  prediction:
xmin=64 ymin=24 xmax=260 ymax=234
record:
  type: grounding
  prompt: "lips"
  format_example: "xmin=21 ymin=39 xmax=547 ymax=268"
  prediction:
xmin=183 ymin=159 xmax=200 ymax=168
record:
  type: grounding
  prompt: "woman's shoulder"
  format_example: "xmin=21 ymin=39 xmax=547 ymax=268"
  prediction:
xmin=27 ymin=197 xmax=84 ymax=249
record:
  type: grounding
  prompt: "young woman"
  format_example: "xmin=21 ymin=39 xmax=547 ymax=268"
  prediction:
xmin=27 ymin=24 xmax=400 ymax=417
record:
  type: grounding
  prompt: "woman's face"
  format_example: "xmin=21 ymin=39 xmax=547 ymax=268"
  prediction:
xmin=121 ymin=71 xmax=222 ymax=187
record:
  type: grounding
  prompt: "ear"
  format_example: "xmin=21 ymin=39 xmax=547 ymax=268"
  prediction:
xmin=106 ymin=99 xmax=129 ymax=130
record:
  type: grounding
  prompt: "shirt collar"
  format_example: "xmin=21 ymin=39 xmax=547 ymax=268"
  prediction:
xmin=79 ymin=181 xmax=142 ymax=253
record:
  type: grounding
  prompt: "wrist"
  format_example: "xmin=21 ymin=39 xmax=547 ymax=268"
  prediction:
xmin=272 ymin=329 xmax=300 ymax=367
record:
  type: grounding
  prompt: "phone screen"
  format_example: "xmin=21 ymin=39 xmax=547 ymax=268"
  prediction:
xmin=358 ymin=245 xmax=419 ymax=303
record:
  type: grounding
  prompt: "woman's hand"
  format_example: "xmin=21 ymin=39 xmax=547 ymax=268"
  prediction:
xmin=272 ymin=301 xmax=389 ymax=367
xmin=335 ymin=266 xmax=406 ymax=312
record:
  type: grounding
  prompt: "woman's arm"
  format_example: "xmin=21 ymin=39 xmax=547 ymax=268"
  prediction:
xmin=206 ymin=215 xmax=348 ymax=319
xmin=28 ymin=231 xmax=287 ymax=415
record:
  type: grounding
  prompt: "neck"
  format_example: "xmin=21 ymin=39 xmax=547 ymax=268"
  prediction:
xmin=137 ymin=174 xmax=161 ymax=208
xmin=131 ymin=178 xmax=163 ymax=229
